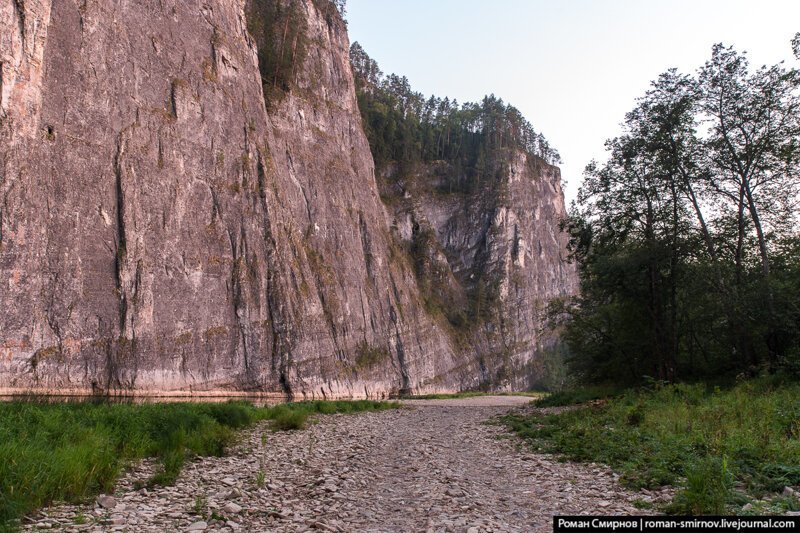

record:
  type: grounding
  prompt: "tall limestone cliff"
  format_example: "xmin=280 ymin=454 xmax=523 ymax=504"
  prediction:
xmin=0 ymin=0 xmax=574 ymax=397
xmin=380 ymin=154 xmax=577 ymax=390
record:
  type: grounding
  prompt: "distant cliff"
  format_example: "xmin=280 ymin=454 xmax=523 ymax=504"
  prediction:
xmin=378 ymin=153 xmax=576 ymax=390
xmin=0 ymin=0 xmax=575 ymax=397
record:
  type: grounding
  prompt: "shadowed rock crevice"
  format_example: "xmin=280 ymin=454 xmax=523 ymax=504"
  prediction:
xmin=12 ymin=0 xmax=25 ymax=46
xmin=113 ymin=130 xmax=129 ymax=334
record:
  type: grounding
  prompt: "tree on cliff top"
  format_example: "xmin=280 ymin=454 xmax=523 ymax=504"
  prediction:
xmin=246 ymin=0 xmax=348 ymax=107
xmin=350 ymin=41 xmax=562 ymax=192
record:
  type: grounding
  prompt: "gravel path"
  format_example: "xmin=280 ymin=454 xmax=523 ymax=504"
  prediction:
xmin=25 ymin=396 xmax=670 ymax=532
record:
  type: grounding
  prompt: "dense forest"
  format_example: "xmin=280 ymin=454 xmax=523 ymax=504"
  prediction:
xmin=350 ymin=42 xmax=560 ymax=193
xmin=557 ymin=37 xmax=800 ymax=385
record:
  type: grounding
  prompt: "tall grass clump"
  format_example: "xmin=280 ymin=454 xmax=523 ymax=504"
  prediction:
xmin=503 ymin=378 xmax=800 ymax=514
xmin=0 ymin=397 xmax=398 ymax=530
xmin=0 ymin=400 xmax=264 ymax=529
xmin=264 ymin=399 xmax=399 ymax=431
xmin=668 ymin=456 xmax=734 ymax=515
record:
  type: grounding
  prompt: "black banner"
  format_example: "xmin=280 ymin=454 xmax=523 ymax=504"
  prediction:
xmin=554 ymin=516 xmax=800 ymax=533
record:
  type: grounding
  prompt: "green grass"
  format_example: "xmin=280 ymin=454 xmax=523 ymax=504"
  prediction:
xmin=502 ymin=379 xmax=800 ymax=515
xmin=0 ymin=398 xmax=398 ymax=530
xmin=263 ymin=399 xmax=399 ymax=431
xmin=405 ymin=391 xmax=544 ymax=400
xmin=533 ymin=384 xmax=623 ymax=407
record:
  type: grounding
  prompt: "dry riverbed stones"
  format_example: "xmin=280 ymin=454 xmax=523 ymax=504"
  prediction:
xmin=23 ymin=397 xmax=666 ymax=532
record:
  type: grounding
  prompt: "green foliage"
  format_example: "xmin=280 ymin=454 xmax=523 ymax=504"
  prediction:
xmin=533 ymin=384 xmax=622 ymax=407
xmin=504 ymin=379 xmax=800 ymax=514
xmin=0 ymin=398 xmax=398 ymax=529
xmin=354 ymin=341 xmax=391 ymax=371
xmin=527 ymin=342 xmax=573 ymax=392
xmin=349 ymin=44 xmax=545 ymax=347
xmin=405 ymin=392 xmax=486 ymax=400
xmin=0 ymin=400 xmax=263 ymax=529
xmin=296 ymin=399 xmax=400 ymax=414
xmin=268 ymin=407 xmax=309 ymax=431
xmin=408 ymin=226 xmax=464 ymax=327
xmin=406 ymin=391 xmax=543 ymax=400
xmin=247 ymin=0 xmax=310 ymax=106
xmin=263 ymin=399 xmax=399 ymax=431
xmin=193 ymin=494 xmax=208 ymax=517
xmin=668 ymin=456 xmax=734 ymax=515
xmin=558 ymin=42 xmax=800 ymax=384
xmin=350 ymin=42 xmax=560 ymax=192
xmin=311 ymin=0 xmax=346 ymax=25
xmin=246 ymin=0 xmax=345 ymax=106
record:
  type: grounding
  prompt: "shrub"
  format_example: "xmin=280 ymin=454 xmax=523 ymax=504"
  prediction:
xmin=668 ymin=456 xmax=734 ymax=515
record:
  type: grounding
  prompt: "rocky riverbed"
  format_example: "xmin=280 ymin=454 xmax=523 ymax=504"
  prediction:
xmin=23 ymin=396 xmax=670 ymax=532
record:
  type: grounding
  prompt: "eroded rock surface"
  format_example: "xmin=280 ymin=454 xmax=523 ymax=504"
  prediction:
xmin=0 ymin=0 xmax=574 ymax=396
xmin=383 ymin=152 xmax=577 ymax=390
xmin=0 ymin=0 xmax=464 ymax=397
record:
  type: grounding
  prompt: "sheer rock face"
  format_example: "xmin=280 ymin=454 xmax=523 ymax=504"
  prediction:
xmin=384 ymin=152 xmax=577 ymax=390
xmin=0 ymin=0 xmax=572 ymax=397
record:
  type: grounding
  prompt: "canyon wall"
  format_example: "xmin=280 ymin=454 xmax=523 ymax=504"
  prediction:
xmin=381 ymin=152 xmax=577 ymax=391
xmin=0 ymin=0 xmax=574 ymax=397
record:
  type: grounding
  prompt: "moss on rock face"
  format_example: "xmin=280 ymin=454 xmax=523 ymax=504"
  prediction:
xmin=354 ymin=341 xmax=391 ymax=371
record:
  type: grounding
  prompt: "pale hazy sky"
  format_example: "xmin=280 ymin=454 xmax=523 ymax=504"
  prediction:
xmin=345 ymin=0 xmax=800 ymax=203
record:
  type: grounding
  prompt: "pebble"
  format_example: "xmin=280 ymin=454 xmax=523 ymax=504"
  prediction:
xmin=96 ymin=495 xmax=117 ymax=510
xmin=186 ymin=520 xmax=208 ymax=531
xmin=222 ymin=502 xmax=242 ymax=514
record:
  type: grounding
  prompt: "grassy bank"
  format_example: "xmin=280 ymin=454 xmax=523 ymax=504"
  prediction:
xmin=503 ymin=379 xmax=800 ymax=515
xmin=405 ymin=391 xmax=544 ymax=400
xmin=532 ymin=384 xmax=623 ymax=407
xmin=0 ymin=398 xmax=397 ymax=529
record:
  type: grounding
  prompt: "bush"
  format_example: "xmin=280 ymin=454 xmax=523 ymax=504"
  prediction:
xmin=269 ymin=408 xmax=309 ymax=431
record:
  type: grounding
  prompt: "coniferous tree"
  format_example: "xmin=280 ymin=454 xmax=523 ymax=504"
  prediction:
xmin=349 ymin=41 xmax=562 ymax=185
